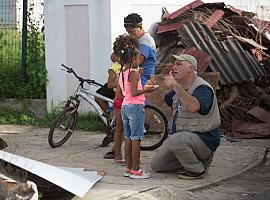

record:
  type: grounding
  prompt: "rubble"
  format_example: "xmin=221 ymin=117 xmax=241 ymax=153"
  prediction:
xmin=152 ymin=0 xmax=270 ymax=136
xmin=0 ymin=176 xmax=38 ymax=200
xmin=232 ymin=106 xmax=270 ymax=139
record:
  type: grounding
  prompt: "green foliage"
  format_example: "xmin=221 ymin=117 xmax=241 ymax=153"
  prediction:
xmin=26 ymin=1 xmax=47 ymax=99
xmin=0 ymin=29 xmax=21 ymax=60
xmin=0 ymin=29 xmax=23 ymax=98
xmin=0 ymin=107 xmax=36 ymax=125
xmin=0 ymin=106 xmax=105 ymax=132
xmin=76 ymin=113 xmax=105 ymax=131
xmin=0 ymin=68 xmax=32 ymax=99
xmin=0 ymin=1 xmax=47 ymax=99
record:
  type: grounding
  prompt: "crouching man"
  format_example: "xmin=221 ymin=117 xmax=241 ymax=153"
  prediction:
xmin=150 ymin=54 xmax=221 ymax=179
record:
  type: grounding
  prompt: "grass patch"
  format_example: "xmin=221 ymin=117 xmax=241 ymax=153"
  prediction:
xmin=0 ymin=107 xmax=36 ymax=125
xmin=76 ymin=113 xmax=105 ymax=131
xmin=0 ymin=107 xmax=105 ymax=132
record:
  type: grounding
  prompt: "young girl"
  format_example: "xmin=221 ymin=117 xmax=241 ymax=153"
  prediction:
xmin=117 ymin=34 xmax=156 ymax=179
xmin=104 ymin=35 xmax=136 ymax=163
xmin=109 ymin=35 xmax=136 ymax=164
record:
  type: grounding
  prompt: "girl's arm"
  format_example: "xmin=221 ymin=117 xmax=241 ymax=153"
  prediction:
xmin=129 ymin=70 xmax=154 ymax=97
xmin=107 ymin=69 xmax=117 ymax=89
xmin=115 ymin=83 xmax=124 ymax=98
xmin=129 ymin=70 xmax=140 ymax=97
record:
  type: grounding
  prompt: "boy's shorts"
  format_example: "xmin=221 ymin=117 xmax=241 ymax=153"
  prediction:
xmin=96 ymin=83 xmax=115 ymax=100
xmin=121 ymin=104 xmax=145 ymax=140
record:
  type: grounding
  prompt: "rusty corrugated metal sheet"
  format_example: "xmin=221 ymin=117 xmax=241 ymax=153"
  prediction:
xmin=158 ymin=9 xmax=224 ymax=34
xmin=203 ymin=9 xmax=224 ymax=28
xmin=177 ymin=22 xmax=268 ymax=85
xmin=157 ymin=20 xmax=189 ymax=34
xmin=228 ymin=5 xmax=243 ymax=16
xmin=164 ymin=0 xmax=204 ymax=20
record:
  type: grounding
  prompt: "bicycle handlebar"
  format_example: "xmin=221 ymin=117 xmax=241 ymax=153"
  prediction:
xmin=61 ymin=64 xmax=103 ymax=87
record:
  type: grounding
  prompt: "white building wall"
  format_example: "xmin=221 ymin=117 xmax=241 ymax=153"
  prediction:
xmin=45 ymin=0 xmax=113 ymax=112
xmin=45 ymin=0 xmax=270 ymax=112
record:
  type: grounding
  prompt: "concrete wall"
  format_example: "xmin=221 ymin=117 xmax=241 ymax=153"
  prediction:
xmin=0 ymin=99 xmax=47 ymax=119
xmin=44 ymin=0 xmax=270 ymax=112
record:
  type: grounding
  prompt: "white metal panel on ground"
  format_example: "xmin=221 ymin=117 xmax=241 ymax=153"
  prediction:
xmin=0 ymin=150 xmax=102 ymax=198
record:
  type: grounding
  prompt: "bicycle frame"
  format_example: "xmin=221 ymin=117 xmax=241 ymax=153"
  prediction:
xmin=74 ymin=86 xmax=115 ymax=125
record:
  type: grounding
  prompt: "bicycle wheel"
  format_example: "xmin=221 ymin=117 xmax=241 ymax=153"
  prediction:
xmin=48 ymin=107 xmax=78 ymax=148
xmin=141 ymin=105 xmax=168 ymax=150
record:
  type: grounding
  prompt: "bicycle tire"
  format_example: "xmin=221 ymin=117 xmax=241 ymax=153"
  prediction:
xmin=48 ymin=106 xmax=78 ymax=148
xmin=141 ymin=104 xmax=168 ymax=150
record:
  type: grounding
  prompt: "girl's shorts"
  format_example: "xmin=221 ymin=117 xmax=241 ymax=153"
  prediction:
xmin=121 ymin=104 xmax=145 ymax=140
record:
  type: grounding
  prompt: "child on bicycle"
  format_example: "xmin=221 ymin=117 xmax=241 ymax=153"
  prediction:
xmin=102 ymin=52 xmax=124 ymax=161
xmin=96 ymin=52 xmax=122 ymax=148
xmin=117 ymin=35 xmax=157 ymax=179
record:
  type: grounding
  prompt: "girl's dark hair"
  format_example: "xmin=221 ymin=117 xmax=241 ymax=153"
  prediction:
xmin=112 ymin=34 xmax=139 ymax=90
xmin=112 ymin=34 xmax=139 ymax=66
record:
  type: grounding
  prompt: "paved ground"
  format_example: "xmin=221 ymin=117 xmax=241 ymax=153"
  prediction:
xmin=192 ymin=152 xmax=270 ymax=200
xmin=0 ymin=125 xmax=269 ymax=200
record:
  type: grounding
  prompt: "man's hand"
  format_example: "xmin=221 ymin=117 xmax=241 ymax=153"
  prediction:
xmin=164 ymin=71 xmax=178 ymax=89
xmin=145 ymin=79 xmax=154 ymax=86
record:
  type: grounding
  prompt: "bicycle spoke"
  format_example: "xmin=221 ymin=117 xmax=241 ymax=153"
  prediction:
xmin=141 ymin=105 xmax=168 ymax=150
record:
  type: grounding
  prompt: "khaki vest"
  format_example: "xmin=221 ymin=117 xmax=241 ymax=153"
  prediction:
xmin=173 ymin=76 xmax=221 ymax=133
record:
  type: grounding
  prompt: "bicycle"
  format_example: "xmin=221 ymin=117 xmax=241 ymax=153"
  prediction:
xmin=48 ymin=64 xmax=169 ymax=150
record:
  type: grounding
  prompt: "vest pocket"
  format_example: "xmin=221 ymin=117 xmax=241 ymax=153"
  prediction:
xmin=176 ymin=118 xmax=199 ymax=126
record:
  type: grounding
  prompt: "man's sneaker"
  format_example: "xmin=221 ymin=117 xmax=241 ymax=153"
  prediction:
xmin=123 ymin=168 xmax=131 ymax=177
xmin=175 ymin=168 xmax=187 ymax=174
xmin=178 ymin=170 xmax=206 ymax=180
xmin=201 ymin=155 xmax=213 ymax=174
xmin=129 ymin=169 xmax=151 ymax=179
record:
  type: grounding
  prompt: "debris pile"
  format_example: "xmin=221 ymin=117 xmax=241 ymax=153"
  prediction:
xmin=152 ymin=0 xmax=270 ymax=137
xmin=0 ymin=177 xmax=38 ymax=200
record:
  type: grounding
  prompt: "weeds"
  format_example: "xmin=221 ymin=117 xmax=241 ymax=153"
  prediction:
xmin=0 ymin=107 xmax=105 ymax=132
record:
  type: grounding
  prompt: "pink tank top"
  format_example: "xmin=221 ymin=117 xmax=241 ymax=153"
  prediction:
xmin=119 ymin=68 xmax=145 ymax=105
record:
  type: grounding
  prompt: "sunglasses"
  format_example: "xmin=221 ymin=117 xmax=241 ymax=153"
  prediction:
xmin=124 ymin=23 xmax=141 ymax=29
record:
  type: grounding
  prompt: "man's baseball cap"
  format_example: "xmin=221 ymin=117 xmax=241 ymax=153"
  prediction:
xmin=170 ymin=54 xmax=197 ymax=71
